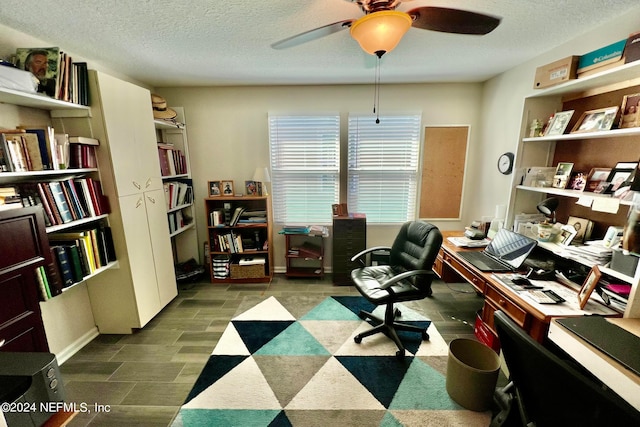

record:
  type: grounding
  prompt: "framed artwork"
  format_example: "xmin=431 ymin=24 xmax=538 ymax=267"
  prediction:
xmin=578 ymin=265 xmax=601 ymax=309
xmin=544 ymin=110 xmax=574 ymax=136
xmin=567 ymin=216 xmax=592 ymax=244
xmin=604 ymin=162 xmax=638 ymax=194
xmin=552 ymin=162 xmax=573 ymax=189
xmin=570 ymin=106 xmax=619 ymax=133
xmin=208 ymin=181 xmax=221 ymax=197
xmin=221 ymin=180 xmax=234 ymax=195
xmin=619 ymin=93 xmax=640 ymax=129
xmin=14 ymin=47 xmax=61 ymax=97
xmin=584 ymin=168 xmax=612 ymax=192
xmin=558 ymin=224 xmax=578 ymax=246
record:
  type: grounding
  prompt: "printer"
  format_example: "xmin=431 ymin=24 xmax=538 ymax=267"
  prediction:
xmin=0 ymin=352 xmax=65 ymax=427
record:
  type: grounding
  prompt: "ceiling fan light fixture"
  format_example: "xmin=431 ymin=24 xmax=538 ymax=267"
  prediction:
xmin=350 ymin=10 xmax=412 ymax=56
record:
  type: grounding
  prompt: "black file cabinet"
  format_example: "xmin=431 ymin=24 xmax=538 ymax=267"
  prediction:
xmin=332 ymin=215 xmax=366 ymax=285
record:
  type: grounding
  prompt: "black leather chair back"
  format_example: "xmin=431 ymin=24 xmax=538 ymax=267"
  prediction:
xmin=389 ymin=221 xmax=442 ymax=291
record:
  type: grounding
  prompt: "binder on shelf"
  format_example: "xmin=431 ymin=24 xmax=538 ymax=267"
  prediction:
xmin=52 ymin=245 xmax=75 ymax=288
xmin=48 ymin=181 xmax=73 ymax=223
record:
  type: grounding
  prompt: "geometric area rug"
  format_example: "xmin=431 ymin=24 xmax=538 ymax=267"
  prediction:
xmin=171 ymin=296 xmax=491 ymax=426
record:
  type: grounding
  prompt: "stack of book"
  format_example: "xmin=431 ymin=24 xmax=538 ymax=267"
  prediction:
xmin=68 ymin=136 xmax=99 ymax=169
xmin=17 ymin=178 xmax=109 ymax=227
xmin=238 ymin=209 xmax=267 ymax=224
xmin=157 ymin=142 xmax=186 ymax=176
xmin=48 ymin=226 xmax=116 ymax=290
xmin=13 ymin=47 xmax=89 ymax=105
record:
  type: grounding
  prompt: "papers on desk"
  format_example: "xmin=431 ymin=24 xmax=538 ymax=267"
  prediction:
xmin=447 ymin=236 xmax=490 ymax=248
xmin=491 ymin=273 xmax=617 ymax=316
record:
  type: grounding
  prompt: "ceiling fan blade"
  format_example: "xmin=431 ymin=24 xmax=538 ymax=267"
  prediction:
xmin=271 ymin=19 xmax=355 ymax=49
xmin=408 ymin=6 xmax=501 ymax=35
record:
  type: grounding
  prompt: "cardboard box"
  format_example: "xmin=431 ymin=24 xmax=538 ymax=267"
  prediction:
xmin=577 ymin=39 xmax=626 ymax=74
xmin=533 ymin=56 xmax=579 ymax=89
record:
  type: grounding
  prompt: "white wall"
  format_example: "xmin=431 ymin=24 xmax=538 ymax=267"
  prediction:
xmin=157 ymin=83 xmax=484 ymax=270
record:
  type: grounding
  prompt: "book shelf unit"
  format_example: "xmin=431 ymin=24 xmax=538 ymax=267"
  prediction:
xmin=155 ymin=107 xmax=199 ymax=265
xmin=204 ymin=195 xmax=273 ymax=283
xmin=284 ymin=233 xmax=325 ymax=278
xmin=508 ymin=59 xmax=640 ymax=317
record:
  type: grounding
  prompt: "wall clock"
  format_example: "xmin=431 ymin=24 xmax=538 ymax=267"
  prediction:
xmin=497 ymin=152 xmax=514 ymax=175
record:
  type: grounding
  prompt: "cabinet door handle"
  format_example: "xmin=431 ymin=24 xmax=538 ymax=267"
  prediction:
xmin=136 ymin=197 xmax=143 ymax=208
xmin=0 ymin=339 xmax=5 ymax=348
xmin=133 ymin=181 xmax=141 ymax=190
xmin=145 ymin=178 xmax=152 ymax=188
xmin=147 ymin=196 xmax=156 ymax=204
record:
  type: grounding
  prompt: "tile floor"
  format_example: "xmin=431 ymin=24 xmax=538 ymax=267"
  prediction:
xmin=61 ymin=274 xmax=486 ymax=426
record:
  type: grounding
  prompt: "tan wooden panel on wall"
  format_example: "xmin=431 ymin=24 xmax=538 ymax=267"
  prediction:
xmin=420 ymin=126 xmax=468 ymax=219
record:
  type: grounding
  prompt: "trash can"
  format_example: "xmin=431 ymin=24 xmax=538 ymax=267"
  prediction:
xmin=446 ymin=338 xmax=501 ymax=411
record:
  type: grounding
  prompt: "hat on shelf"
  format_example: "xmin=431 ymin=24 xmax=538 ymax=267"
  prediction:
xmin=151 ymin=93 xmax=177 ymax=119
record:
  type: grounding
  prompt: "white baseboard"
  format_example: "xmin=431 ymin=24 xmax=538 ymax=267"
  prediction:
xmin=56 ymin=327 xmax=100 ymax=365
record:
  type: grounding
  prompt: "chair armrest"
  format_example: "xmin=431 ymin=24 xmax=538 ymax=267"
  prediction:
xmin=378 ymin=269 xmax=436 ymax=289
xmin=350 ymin=246 xmax=392 ymax=265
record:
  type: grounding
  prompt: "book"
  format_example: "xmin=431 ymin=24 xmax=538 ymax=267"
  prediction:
xmin=68 ymin=136 xmax=99 ymax=145
xmin=17 ymin=127 xmax=53 ymax=169
xmin=14 ymin=47 xmax=60 ymax=97
xmin=623 ymin=31 xmax=640 ymax=64
xmin=230 ymin=207 xmax=246 ymax=226
xmin=52 ymin=245 xmax=75 ymax=288
xmin=5 ymin=133 xmax=28 ymax=171
xmin=48 ymin=181 xmax=74 ymax=223
xmin=45 ymin=247 xmax=64 ymax=296
xmin=38 ymin=182 xmax=62 ymax=225
xmin=35 ymin=266 xmax=50 ymax=300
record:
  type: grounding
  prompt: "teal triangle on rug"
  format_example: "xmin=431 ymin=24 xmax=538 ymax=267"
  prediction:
xmin=172 ymin=296 xmax=492 ymax=427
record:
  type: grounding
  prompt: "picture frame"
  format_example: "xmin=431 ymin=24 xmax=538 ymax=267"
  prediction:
xmin=544 ymin=110 xmax=574 ymax=136
xmin=567 ymin=216 xmax=593 ymax=244
xmin=221 ymin=180 xmax=234 ymax=195
xmin=568 ymin=172 xmax=586 ymax=191
xmin=603 ymin=162 xmax=638 ymax=194
xmin=619 ymin=93 xmax=640 ymax=129
xmin=245 ymin=180 xmax=262 ymax=196
xmin=558 ymin=224 xmax=578 ymax=246
xmin=552 ymin=162 xmax=574 ymax=189
xmin=584 ymin=168 xmax=612 ymax=192
xmin=578 ymin=265 xmax=601 ymax=309
xmin=570 ymin=106 xmax=619 ymax=133
xmin=208 ymin=181 xmax=222 ymax=197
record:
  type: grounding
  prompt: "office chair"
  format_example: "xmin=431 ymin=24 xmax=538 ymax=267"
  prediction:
xmin=492 ymin=310 xmax=640 ymax=427
xmin=350 ymin=221 xmax=442 ymax=358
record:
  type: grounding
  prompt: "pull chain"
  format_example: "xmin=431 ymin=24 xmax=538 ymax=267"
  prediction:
xmin=373 ymin=51 xmax=385 ymax=124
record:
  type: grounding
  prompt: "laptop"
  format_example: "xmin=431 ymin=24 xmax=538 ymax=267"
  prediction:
xmin=457 ymin=228 xmax=537 ymax=272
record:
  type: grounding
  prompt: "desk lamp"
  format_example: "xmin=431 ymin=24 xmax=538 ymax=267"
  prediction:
xmin=536 ymin=197 xmax=559 ymax=223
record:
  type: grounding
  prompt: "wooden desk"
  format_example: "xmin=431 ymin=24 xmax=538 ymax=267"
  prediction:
xmin=548 ymin=318 xmax=640 ymax=411
xmin=435 ymin=231 xmax=617 ymax=342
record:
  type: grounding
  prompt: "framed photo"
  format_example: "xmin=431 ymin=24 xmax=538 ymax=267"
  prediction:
xmin=570 ymin=106 xmax=619 ymax=133
xmin=568 ymin=172 xmax=586 ymax=191
xmin=584 ymin=168 xmax=612 ymax=192
xmin=603 ymin=162 xmax=638 ymax=194
xmin=208 ymin=181 xmax=222 ymax=197
xmin=578 ymin=265 xmax=601 ymax=309
xmin=15 ymin=47 xmax=60 ymax=97
xmin=619 ymin=93 xmax=640 ymax=129
xmin=558 ymin=224 xmax=578 ymax=246
xmin=552 ymin=162 xmax=574 ymax=189
xmin=567 ymin=216 xmax=592 ymax=244
xmin=221 ymin=180 xmax=234 ymax=195
xmin=544 ymin=110 xmax=574 ymax=136
xmin=245 ymin=180 xmax=262 ymax=196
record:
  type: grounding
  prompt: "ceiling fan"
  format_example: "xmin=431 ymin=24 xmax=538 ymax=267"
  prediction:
xmin=271 ymin=0 xmax=501 ymax=57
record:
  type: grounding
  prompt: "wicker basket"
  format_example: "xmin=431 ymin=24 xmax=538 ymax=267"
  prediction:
xmin=230 ymin=263 xmax=265 ymax=279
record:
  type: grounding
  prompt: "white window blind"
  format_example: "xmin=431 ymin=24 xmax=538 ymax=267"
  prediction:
xmin=347 ymin=114 xmax=421 ymax=224
xmin=269 ymin=115 xmax=340 ymax=224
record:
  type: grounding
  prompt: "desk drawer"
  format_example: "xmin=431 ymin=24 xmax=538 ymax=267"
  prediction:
xmin=441 ymin=250 xmax=485 ymax=293
xmin=484 ymin=284 xmax=527 ymax=330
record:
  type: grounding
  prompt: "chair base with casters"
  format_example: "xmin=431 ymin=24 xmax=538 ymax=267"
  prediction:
xmin=350 ymin=221 xmax=442 ymax=358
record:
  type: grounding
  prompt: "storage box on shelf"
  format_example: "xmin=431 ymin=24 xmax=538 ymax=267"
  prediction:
xmin=204 ymin=195 xmax=273 ymax=283
xmin=509 ymin=59 xmax=640 ymax=318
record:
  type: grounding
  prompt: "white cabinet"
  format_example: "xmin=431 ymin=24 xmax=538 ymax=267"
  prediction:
xmin=85 ymin=70 xmax=177 ymax=333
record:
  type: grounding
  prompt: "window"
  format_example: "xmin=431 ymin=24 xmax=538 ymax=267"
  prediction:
xmin=269 ymin=115 xmax=340 ymax=224
xmin=347 ymin=114 xmax=421 ymax=224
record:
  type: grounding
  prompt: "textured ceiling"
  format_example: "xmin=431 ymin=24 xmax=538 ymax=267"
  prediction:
xmin=0 ymin=0 xmax=638 ymax=87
